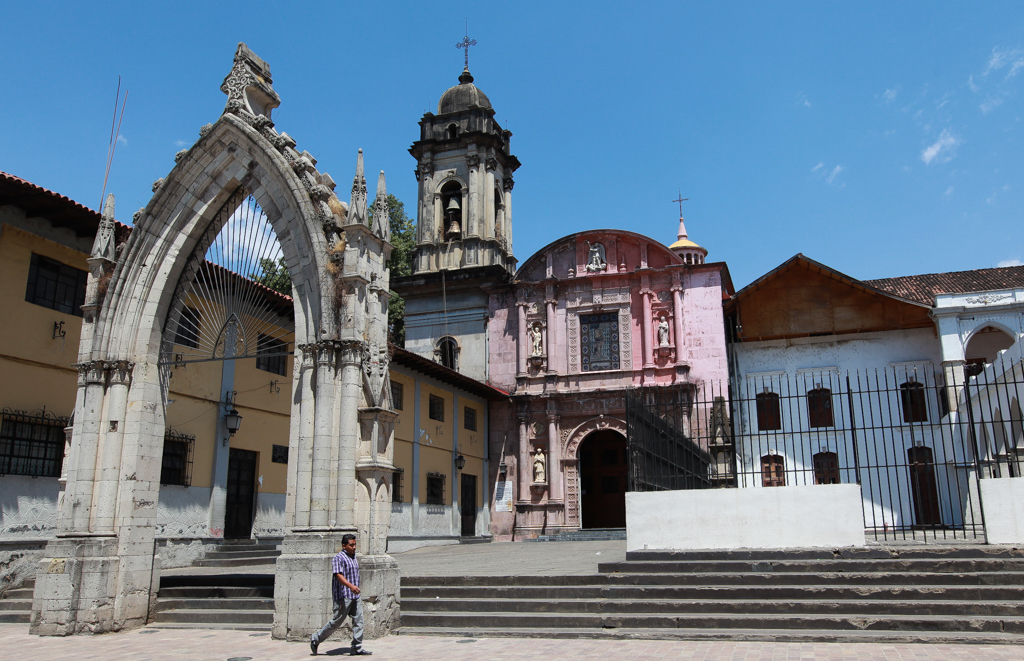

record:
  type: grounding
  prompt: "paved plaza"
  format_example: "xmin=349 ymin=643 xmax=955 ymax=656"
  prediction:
xmin=3 ymin=624 xmax=1024 ymax=660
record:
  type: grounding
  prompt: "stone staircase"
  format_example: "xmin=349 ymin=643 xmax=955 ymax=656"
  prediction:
xmin=524 ymin=528 xmax=627 ymax=542
xmin=0 ymin=577 xmax=33 ymax=624
xmin=192 ymin=539 xmax=281 ymax=567
xmin=398 ymin=546 xmax=1024 ymax=643
xmin=150 ymin=573 xmax=274 ymax=631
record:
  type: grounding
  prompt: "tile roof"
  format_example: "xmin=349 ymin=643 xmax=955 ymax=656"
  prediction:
xmin=0 ymin=170 xmax=130 ymax=240
xmin=864 ymin=265 xmax=1024 ymax=306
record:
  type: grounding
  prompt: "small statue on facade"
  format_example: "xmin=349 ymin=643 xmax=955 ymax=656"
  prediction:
xmin=658 ymin=314 xmax=671 ymax=347
xmin=530 ymin=322 xmax=544 ymax=357
xmin=585 ymin=242 xmax=607 ymax=272
xmin=532 ymin=448 xmax=546 ymax=484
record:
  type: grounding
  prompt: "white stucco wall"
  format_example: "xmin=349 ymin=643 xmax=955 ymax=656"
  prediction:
xmin=0 ymin=475 xmax=59 ymax=540
xmin=980 ymin=477 xmax=1024 ymax=544
xmin=626 ymin=484 xmax=866 ymax=551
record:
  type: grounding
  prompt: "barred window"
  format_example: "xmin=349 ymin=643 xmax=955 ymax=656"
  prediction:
xmin=391 ymin=381 xmax=404 ymax=411
xmin=0 ymin=409 xmax=67 ymax=477
xmin=761 ymin=454 xmax=786 ymax=487
xmin=755 ymin=392 xmax=781 ymax=431
xmin=174 ymin=307 xmax=201 ymax=349
xmin=25 ymin=253 xmax=87 ymax=317
xmin=256 ymin=334 xmax=287 ymax=376
xmin=464 ymin=406 xmax=477 ymax=432
xmin=807 ymin=388 xmax=834 ymax=428
xmin=900 ymin=381 xmax=928 ymax=423
xmin=160 ymin=430 xmax=195 ymax=487
xmin=813 ymin=451 xmax=840 ymax=484
xmin=429 ymin=394 xmax=444 ymax=422
xmin=426 ymin=472 xmax=446 ymax=505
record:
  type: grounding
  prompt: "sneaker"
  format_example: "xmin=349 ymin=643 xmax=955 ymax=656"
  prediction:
xmin=350 ymin=648 xmax=372 ymax=656
xmin=310 ymin=635 xmax=319 ymax=656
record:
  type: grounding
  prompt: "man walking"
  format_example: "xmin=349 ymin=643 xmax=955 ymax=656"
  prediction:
xmin=310 ymin=534 xmax=371 ymax=656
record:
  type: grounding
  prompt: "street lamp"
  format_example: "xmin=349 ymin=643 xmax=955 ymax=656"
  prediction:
xmin=224 ymin=408 xmax=243 ymax=435
xmin=455 ymin=454 xmax=466 ymax=471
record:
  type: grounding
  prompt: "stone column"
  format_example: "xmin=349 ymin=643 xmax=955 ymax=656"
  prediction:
xmin=308 ymin=341 xmax=337 ymax=527
xmin=485 ymin=171 xmax=495 ymax=239
xmin=62 ymin=361 xmax=107 ymax=534
xmin=91 ymin=360 xmax=133 ymax=533
xmin=545 ymin=297 xmax=557 ymax=372
xmin=547 ymin=412 xmax=562 ymax=502
xmin=672 ymin=279 xmax=685 ymax=367
xmin=292 ymin=345 xmax=316 ymax=528
xmin=336 ymin=341 xmax=363 ymax=528
xmin=518 ymin=415 xmax=530 ymax=501
xmin=208 ymin=356 xmax=237 ymax=536
xmin=517 ymin=301 xmax=528 ymax=376
xmin=642 ymin=288 xmax=655 ymax=371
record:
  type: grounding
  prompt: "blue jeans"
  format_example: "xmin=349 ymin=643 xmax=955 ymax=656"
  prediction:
xmin=313 ymin=597 xmax=363 ymax=650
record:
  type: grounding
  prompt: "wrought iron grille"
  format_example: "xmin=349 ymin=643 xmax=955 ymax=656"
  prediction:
xmin=160 ymin=429 xmax=195 ymax=487
xmin=0 ymin=408 xmax=69 ymax=477
xmin=960 ymin=350 xmax=1024 ymax=480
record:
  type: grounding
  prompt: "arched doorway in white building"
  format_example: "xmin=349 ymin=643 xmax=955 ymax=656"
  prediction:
xmin=965 ymin=325 xmax=1017 ymax=376
xmin=578 ymin=429 xmax=628 ymax=529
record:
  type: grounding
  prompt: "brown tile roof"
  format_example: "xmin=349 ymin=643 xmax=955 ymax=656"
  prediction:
xmin=0 ymin=171 xmax=130 ymax=241
xmin=865 ymin=265 xmax=1024 ymax=306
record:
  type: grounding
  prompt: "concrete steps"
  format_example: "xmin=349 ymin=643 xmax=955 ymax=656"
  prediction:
xmin=397 ymin=546 xmax=1024 ymax=643
xmin=151 ymin=573 xmax=274 ymax=631
xmin=525 ymin=528 xmax=626 ymax=542
xmin=0 ymin=578 xmax=33 ymax=624
xmin=192 ymin=539 xmax=281 ymax=567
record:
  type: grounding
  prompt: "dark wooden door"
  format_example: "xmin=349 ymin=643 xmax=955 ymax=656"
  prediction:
xmin=908 ymin=446 xmax=942 ymax=526
xmin=579 ymin=430 xmax=627 ymax=529
xmin=460 ymin=473 xmax=477 ymax=537
xmin=225 ymin=448 xmax=258 ymax=539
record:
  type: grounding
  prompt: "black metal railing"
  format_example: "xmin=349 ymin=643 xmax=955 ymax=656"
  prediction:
xmin=960 ymin=349 xmax=1024 ymax=481
xmin=160 ymin=428 xmax=195 ymax=487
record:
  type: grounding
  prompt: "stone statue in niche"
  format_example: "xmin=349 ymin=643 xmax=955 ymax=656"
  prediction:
xmin=585 ymin=242 xmax=607 ymax=272
xmin=530 ymin=322 xmax=544 ymax=356
xmin=532 ymin=448 xmax=546 ymax=484
xmin=658 ymin=314 xmax=671 ymax=347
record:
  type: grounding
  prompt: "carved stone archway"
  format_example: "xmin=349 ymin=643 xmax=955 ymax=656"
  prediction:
xmin=31 ymin=44 xmax=398 ymax=640
xmin=562 ymin=416 xmax=627 ymax=528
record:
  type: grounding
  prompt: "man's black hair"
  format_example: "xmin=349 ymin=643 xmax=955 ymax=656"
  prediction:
xmin=342 ymin=533 xmax=356 ymax=545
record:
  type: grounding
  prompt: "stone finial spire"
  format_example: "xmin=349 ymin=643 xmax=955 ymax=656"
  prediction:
xmin=220 ymin=42 xmax=281 ymax=119
xmin=349 ymin=149 xmax=367 ymax=226
xmin=372 ymin=170 xmax=390 ymax=242
xmin=90 ymin=193 xmax=117 ymax=262
xmin=677 ymin=215 xmax=689 ymax=242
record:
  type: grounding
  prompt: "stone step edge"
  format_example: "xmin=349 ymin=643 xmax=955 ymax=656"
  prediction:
xmin=401 ymin=597 xmax=1024 ymax=606
xmin=393 ymin=626 xmax=1024 ymax=645
xmin=400 ymin=611 xmax=1024 ymax=626
xmin=145 ymin=623 xmax=272 ymax=632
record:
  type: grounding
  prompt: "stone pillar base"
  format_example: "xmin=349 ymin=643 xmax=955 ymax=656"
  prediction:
xmin=272 ymin=532 xmax=400 ymax=642
xmin=31 ymin=535 xmax=153 ymax=636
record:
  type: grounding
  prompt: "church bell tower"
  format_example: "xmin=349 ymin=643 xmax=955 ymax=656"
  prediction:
xmin=409 ymin=66 xmax=520 ymax=274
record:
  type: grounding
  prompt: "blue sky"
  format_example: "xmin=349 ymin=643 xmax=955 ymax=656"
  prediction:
xmin=2 ymin=2 xmax=1022 ymax=288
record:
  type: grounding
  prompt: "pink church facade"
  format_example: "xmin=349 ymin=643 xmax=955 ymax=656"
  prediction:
xmin=486 ymin=229 xmax=733 ymax=539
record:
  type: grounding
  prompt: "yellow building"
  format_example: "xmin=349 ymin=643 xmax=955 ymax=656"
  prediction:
xmin=0 ymin=172 xmax=502 ymax=562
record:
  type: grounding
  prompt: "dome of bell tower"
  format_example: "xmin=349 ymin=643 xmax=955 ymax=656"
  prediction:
xmin=438 ymin=68 xmax=492 ymax=114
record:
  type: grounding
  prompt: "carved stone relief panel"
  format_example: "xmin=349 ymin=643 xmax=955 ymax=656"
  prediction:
xmin=565 ymin=462 xmax=580 ymax=526
xmin=567 ymin=303 xmax=632 ymax=373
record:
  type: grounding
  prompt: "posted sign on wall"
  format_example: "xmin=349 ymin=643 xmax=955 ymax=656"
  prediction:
xmin=494 ymin=481 xmax=514 ymax=512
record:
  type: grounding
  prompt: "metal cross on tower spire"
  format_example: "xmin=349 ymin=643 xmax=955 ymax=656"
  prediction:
xmin=672 ymin=191 xmax=689 ymax=218
xmin=456 ymin=23 xmax=477 ymax=70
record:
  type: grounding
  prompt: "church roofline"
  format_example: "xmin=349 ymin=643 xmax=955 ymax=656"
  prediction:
xmin=514 ymin=228 xmax=689 ymax=281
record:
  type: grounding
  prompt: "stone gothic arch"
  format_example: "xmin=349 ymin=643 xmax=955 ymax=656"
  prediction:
xmin=32 ymin=43 xmax=398 ymax=641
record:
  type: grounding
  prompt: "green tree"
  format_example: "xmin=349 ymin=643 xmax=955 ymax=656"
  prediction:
xmin=369 ymin=193 xmax=415 ymax=345
xmin=250 ymin=256 xmax=292 ymax=296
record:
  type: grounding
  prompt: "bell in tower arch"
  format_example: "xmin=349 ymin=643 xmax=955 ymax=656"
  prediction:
xmin=445 ymin=196 xmax=462 ymax=241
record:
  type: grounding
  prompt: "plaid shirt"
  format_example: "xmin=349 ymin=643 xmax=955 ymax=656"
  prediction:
xmin=331 ymin=549 xmax=360 ymax=602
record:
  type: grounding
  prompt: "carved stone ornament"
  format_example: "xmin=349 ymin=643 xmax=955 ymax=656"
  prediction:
xmin=530 ymin=322 xmax=544 ymax=357
xmin=585 ymin=242 xmax=607 ymax=272
xmin=467 ymin=154 xmax=481 ymax=168
xmin=965 ymin=293 xmax=1013 ymax=305
xmin=532 ymin=448 xmax=547 ymax=484
xmin=658 ymin=315 xmax=671 ymax=347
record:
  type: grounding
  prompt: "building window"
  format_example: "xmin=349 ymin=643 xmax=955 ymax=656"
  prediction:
xmin=271 ymin=444 xmax=289 ymax=464
xmin=755 ymin=392 xmax=782 ymax=431
xmin=0 ymin=409 xmax=67 ymax=477
xmin=438 ymin=337 xmax=458 ymax=371
xmin=464 ymin=406 xmax=477 ymax=431
xmin=174 ymin=307 xmax=201 ymax=349
xmin=426 ymin=472 xmax=446 ymax=505
xmin=25 ymin=253 xmax=87 ymax=317
xmin=391 ymin=381 xmax=404 ymax=411
xmin=160 ymin=429 xmax=195 ymax=487
xmin=429 ymin=394 xmax=445 ymax=422
xmin=813 ymin=451 xmax=840 ymax=484
xmin=761 ymin=454 xmax=786 ymax=487
xmin=256 ymin=334 xmax=287 ymax=375
xmin=393 ymin=468 xmax=404 ymax=503
xmin=580 ymin=312 xmax=620 ymax=371
xmin=900 ymin=381 xmax=928 ymax=423
xmin=807 ymin=388 xmax=834 ymax=428
xmin=445 ymin=124 xmax=459 ymax=140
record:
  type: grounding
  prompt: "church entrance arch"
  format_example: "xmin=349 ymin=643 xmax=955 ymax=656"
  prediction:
xmin=578 ymin=429 xmax=628 ymax=529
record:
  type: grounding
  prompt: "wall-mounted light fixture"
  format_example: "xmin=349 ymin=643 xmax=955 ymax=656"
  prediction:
xmin=224 ymin=408 xmax=243 ymax=435
xmin=455 ymin=454 xmax=466 ymax=471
